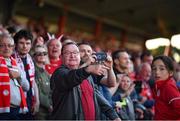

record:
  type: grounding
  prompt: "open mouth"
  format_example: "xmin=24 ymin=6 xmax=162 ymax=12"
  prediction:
xmin=52 ymin=50 xmax=58 ymax=53
xmin=155 ymin=77 xmax=161 ymax=80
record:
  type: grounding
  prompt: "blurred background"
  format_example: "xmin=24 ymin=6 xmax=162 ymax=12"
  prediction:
xmin=0 ymin=0 xmax=179 ymax=62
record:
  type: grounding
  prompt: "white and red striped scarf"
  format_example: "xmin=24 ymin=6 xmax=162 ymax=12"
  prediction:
xmin=12 ymin=52 xmax=35 ymax=105
xmin=0 ymin=55 xmax=28 ymax=113
xmin=13 ymin=52 xmax=35 ymax=89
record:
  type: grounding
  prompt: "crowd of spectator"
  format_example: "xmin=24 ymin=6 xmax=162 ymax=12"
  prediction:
xmin=0 ymin=22 xmax=180 ymax=120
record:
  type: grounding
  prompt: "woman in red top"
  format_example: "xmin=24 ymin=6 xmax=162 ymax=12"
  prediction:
xmin=151 ymin=55 xmax=180 ymax=120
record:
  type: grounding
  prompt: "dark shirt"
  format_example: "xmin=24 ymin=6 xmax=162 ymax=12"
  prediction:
xmin=50 ymin=65 xmax=119 ymax=120
xmin=21 ymin=57 xmax=32 ymax=112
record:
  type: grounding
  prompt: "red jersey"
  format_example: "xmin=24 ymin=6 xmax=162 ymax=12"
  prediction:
xmin=45 ymin=58 xmax=62 ymax=75
xmin=140 ymin=82 xmax=153 ymax=100
xmin=153 ymin=78 xmax=180 ymax=120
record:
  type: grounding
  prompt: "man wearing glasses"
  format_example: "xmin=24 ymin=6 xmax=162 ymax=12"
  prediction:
xmin=0 ymin=33 xmax=28 ymax=119
xmin=50 ymin=42 xmax=121 ymax=120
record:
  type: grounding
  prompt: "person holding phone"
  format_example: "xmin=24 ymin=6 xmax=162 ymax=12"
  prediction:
xmin=50 ymin=42 xmax=121 ymax=120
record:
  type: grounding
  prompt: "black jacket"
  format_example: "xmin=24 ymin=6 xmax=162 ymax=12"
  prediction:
xmin=50 ymin=65 xmax=119 ymax=120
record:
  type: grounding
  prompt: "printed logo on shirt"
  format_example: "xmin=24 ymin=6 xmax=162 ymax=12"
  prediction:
xmin=3 ymin=89 xmax=9 ymax=96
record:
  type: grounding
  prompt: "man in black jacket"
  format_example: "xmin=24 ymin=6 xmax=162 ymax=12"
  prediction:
xmin=50 ymin=42 xmax=121 ymax=120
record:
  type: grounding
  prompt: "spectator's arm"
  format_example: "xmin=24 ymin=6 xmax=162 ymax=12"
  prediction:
xmin=18 ymin=69 xmax=30 ymax=91
xmin=100 ymin=55 xmax=116 ymax=87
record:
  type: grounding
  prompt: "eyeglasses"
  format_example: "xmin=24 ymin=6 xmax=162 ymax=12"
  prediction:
xmin=63 ymin=51 xmax=80 ymax=56
xmin=35 ymin=52 xmax=48 ymax=56
xmin=0 ymin=44 xmax=14 ymax=48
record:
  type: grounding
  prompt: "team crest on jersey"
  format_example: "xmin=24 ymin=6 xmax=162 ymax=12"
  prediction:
xmin=3 ymin=89 xmax=9 ymax=96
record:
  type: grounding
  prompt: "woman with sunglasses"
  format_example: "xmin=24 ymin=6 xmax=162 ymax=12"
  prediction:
xmin=33 ymin=45 xmax=52 ymax=120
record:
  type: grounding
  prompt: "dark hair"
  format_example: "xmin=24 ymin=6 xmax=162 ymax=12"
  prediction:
xmin=131 ymin=52 xmax=141 ymax=62
xmin=152 ymin=55 xmax=174 ymax=72
xmin=140 ymin=50 xmax=152 ymax=60
xmin=77 ymin=41 xmax=91 ymax=47
xmin=14 ymin=29 xmax=33 ymax=44
xmin=6 ymin=26 xmax=16 ymax=35
xmin=61 ymin=42 xmax=78 ymax=55
xmin=60 ymin=35 xmax=70 ymax=43
xmin=111 ymin=49 xmax=127 ymax=61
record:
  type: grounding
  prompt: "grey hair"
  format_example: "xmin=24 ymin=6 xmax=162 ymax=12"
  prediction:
xmin=0 ymin=33 xmax=14 ymax=45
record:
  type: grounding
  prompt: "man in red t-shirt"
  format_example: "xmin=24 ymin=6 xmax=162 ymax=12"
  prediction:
xmin=45 ymin=38 xmax=62 ymax=75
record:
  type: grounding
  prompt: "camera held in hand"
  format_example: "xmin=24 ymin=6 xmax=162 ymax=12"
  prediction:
xmin=93 ymin=52 xmax=107 ymax=62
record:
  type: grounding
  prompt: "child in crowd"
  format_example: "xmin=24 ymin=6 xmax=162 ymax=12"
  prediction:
xmin=151 ymin=55 xmax=180 ymax=120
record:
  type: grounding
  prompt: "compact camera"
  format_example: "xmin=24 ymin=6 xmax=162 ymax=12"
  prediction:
xmin=93 ymin=52 xmax=107 ymax=62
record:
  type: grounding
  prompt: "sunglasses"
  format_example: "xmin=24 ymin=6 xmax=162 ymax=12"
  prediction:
xmin=35 ymin=52 xmax=48 ymax=56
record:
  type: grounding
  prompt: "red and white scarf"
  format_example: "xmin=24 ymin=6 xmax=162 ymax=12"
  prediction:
xmin=13 ymin=52 xmax=35 ymax=105
xmin=0 ymin=56 xmax=28 ymax=113
xmin=13 ymin=52 xmax=35 ymax=91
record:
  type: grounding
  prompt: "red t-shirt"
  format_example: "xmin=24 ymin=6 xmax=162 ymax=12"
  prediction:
xmin=45 ymin=58 xmax=62 ymax=75
xmin=140 ymin=82 xmax=153 ymax=100
xmin=80 ymin=79 xmax=95 ymax=120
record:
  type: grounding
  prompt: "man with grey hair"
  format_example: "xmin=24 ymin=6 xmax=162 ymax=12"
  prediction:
xmin=45 ymin=38 xmax=62 ymax=75
xmin=0 ymin=33 xmax=28 ymax=119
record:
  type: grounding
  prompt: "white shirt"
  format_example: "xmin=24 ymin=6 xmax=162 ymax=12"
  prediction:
xmin=5 ymin=58 xmax=21 ymax=106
